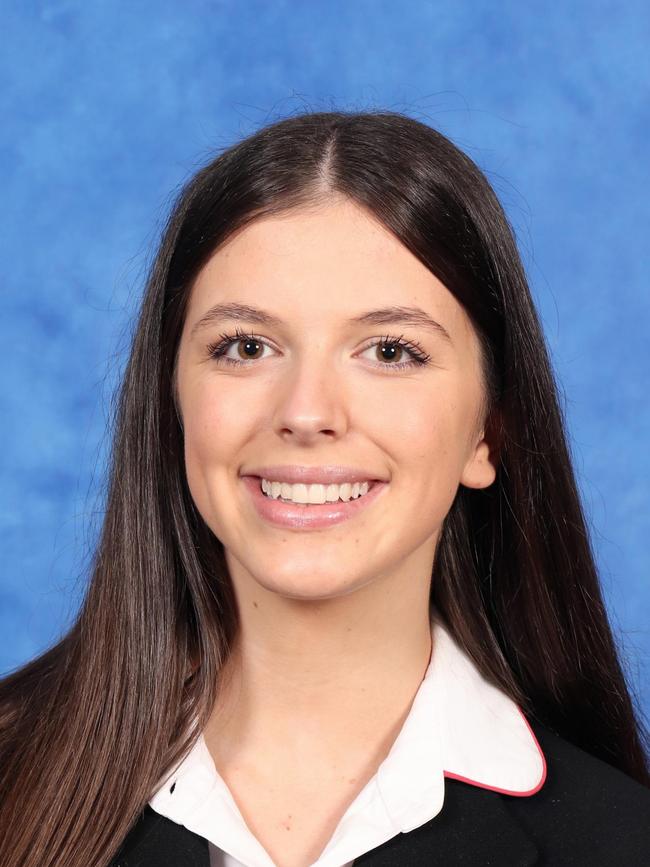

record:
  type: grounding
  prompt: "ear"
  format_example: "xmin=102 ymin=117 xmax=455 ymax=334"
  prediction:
xmin=459 ymin=410 xmax=501 ymax=490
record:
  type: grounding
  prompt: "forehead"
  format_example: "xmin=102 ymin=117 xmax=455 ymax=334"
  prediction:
xmin=210 ymin=199 xmax=400 ymax=263
xmin=186 ymin=200 xmax=473 ymax=341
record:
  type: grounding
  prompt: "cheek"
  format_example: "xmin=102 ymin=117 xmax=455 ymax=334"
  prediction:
xmin=381 ymin=385 xmax=468 ymax=462
xmin=380 ymin=386 xmax=475 ymax=505
xmin=184 ymin=377 xmax=253 ymax=456
xmin=181 ymin=382 xmax=254 ymax=514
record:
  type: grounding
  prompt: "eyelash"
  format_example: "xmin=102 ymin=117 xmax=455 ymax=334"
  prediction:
xmin=205 ymin=326 xmax=432 ymax=371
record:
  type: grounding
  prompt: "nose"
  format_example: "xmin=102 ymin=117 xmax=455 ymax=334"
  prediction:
xmin=271 ymin=357 xmax=350 ymax=443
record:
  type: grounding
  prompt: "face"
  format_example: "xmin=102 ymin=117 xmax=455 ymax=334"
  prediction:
xmin=175 ymin=197 xmax=497 ymax=602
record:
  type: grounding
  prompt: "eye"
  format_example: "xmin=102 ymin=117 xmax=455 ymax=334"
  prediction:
xmin=206 ymin=328 xmax=432 ymax=371
xmin=358 ymin=333 xmax=431 ymax=370
xmin=206 ymin=328 xmax=274 ymax=367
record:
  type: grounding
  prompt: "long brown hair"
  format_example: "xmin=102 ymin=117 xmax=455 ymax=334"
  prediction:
xmin=1 ymin=110 xmax=648 ymax=867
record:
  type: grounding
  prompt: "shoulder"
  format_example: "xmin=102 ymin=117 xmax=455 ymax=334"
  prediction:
xmin=502 ymin=719 xmax=650 ymax=863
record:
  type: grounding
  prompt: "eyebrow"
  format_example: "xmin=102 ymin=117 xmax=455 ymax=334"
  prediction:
xmin=190 ymin=302 xmax=452 ymax=343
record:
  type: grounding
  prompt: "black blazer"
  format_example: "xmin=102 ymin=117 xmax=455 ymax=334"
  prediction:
xmin=110 ymin=719 xmax=650 ymax=866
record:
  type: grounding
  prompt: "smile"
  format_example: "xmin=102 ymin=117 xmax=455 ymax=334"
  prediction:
xmin=241 ymin=476 xmax=388 ymax=530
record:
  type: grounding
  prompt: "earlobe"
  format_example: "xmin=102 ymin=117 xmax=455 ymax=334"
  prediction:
xmin=460 ymin=413 xmax=501 ymax=490
xmin=460 ymin=437 xmax=498 ymax=489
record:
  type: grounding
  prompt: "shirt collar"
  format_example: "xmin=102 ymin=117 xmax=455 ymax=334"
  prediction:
xmin=149 ymin=612 xmax=546 ymax=862
xmin=374 ymin=610 xmax=546 ymax=832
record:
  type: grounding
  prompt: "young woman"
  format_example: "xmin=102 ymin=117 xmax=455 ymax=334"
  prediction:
xmin=1 ymin=110 xmax=649 ymax=867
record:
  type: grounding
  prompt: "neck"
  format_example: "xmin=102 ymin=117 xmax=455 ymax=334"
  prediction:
xmin=203 ymin=555 xmax=434 ymax=775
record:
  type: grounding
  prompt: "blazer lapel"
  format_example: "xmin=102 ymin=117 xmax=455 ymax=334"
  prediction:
xmin=355 ymin=777 xmax=540 ymax=866
xmin=111 ymin=804 xmax=210 ymax=867
xmin=114 ymin=779 xmax=539 ymax=867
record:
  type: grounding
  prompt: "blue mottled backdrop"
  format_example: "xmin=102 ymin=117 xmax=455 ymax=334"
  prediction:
xmin=1 ymin=2 xmax=648 ymax=717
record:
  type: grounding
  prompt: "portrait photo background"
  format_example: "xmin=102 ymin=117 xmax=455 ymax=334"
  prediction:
xmin=1 ymin=1 xmax=649 ymax=719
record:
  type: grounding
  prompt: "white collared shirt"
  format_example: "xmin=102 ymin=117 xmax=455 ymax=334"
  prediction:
xmin=149 ymin=613 xmax=547 ymax=867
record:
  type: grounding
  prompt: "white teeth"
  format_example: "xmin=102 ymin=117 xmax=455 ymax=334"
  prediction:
xmin=261 ymin=479 xmax=371 ymax=504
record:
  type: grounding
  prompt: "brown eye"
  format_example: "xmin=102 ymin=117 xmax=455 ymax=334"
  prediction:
xmin=207 ymin=329 xmax=431 ymax=371
xmin=237 ymin=337 xmax=264 ymax=360
xmin=375 ymin=341 xmax=405 ymax=364
xmin=359 ymin=334 xmax=431 ymax=371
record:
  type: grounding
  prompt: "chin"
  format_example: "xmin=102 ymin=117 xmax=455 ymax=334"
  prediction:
xmin=254 ymin=572 xmax=365 ymax=602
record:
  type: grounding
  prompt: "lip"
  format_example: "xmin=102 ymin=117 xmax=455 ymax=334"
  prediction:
xmin=241 ymin=475 xmax=389 ymax=530
xmin=241 ymin=465 xmax=387 ymax=485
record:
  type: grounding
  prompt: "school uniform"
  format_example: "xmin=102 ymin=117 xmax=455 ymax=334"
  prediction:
xmin=111 ymin=615 xmax=650 ymax=866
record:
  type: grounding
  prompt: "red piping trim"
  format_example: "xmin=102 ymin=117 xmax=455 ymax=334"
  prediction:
xmin=442 ymin=705 xmax=547 ymax=797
